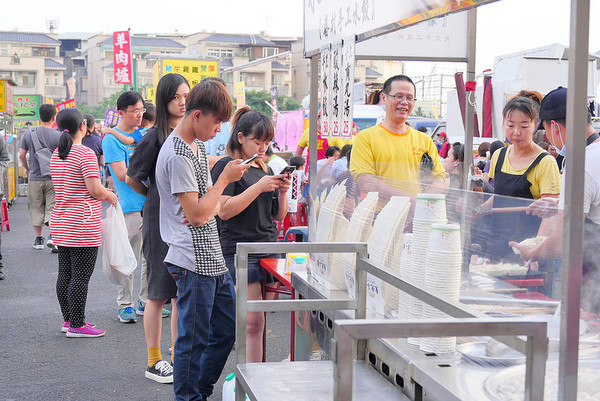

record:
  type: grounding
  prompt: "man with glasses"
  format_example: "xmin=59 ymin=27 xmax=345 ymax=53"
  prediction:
xmin=102 ymin=91 xmax=148 ymax=324
xmin=350 ymin=75 xmax=446 ymax=206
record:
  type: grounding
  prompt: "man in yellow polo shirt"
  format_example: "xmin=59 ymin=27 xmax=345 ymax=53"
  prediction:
xmin=350 ymin=75 xmax=446 ymax=199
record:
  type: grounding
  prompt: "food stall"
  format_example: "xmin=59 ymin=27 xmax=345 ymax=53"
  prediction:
xmin=233 ymin=1 xmax=594 ymax=400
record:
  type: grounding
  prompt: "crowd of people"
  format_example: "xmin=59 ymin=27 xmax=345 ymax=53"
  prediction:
xmin=4 ymin=70 xmax=599 ymax=400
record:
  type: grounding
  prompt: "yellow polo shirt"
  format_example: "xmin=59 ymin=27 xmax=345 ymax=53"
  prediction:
xmin=350 ymin=123 xmax=446 ymax=196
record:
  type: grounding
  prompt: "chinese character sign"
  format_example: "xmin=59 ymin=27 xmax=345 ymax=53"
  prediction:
xmin=105 ymin=109 xmax=121 ymax=127
xmin=330 ymin=42 xmax=342 ymax=137
xmin=55 ymin=99 xmax=76 ymax=112
xmin=341 ymin=36 xmax=355 ymax=139
xmin=113 ymin=30 xmax=132 ymax=85
xmin=161 ymin=59 xmax=219 ymax=88
xmin=0 ymin=79 xmax=15 ymax=115
xmin=13 ymin=95 xmax=40 ymax=119
xmin=235 ymin=81 xmax=245 ymax=109
xmin=319 ymin=45 xmax=331 ymax=138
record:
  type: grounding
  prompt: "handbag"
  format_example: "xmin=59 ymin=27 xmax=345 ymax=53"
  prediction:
xmin=30 ymin=127 xmax=53 ymax=177
xmin=102 ymin=203 xmax=138 ymax=285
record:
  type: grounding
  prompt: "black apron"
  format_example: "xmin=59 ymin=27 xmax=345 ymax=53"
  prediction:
xmin=488 ymin=147 xmax=550 ymax=262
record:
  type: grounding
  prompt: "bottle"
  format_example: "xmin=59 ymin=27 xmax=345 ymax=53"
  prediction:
xmin=222 ymin=373 xmax=247 ymax=401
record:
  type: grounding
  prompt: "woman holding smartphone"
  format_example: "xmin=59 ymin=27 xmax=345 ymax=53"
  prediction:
xmin=211 ymin=106 xmax=290 ymax=363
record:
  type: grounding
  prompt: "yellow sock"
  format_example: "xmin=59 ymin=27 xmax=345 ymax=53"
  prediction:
xmin=171 ymin=341 xmax=175 ymax=363
xmin=148 ymin=346 xmax=162 ymax=367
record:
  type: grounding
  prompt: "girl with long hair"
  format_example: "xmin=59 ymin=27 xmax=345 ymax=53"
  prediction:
xmin=126 ymin=73 xmax=189 ymax=382
xmin=211 ymin=106 xmax=291 ymax=362
xmin=51 ymin=108 xmax=118 ymax=337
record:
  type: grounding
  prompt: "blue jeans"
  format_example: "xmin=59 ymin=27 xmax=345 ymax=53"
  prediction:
xmin=166 ymin=264 xmax=236 ymax=401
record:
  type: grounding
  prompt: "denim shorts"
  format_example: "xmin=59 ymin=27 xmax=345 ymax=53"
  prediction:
xmin=224 ymin=253 xmax=280 ymax=285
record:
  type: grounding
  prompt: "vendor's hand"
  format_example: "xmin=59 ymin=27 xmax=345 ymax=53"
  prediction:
xmin=220 ymin=159 xmax=250 ymax=184
xmin=276 ymin=173 xmax=292 ymax=193
xmin=527 ymin=197 xmax=559 ymax=218
xmin=508 ymin=241 xmax=542 ymax=264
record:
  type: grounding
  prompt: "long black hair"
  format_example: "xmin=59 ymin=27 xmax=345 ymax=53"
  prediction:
xmin=227 ymin=106 xmax=274 ymax=159
xmin=56 ymin=108 xmax=85 ymax=160
xmin=155 ymin=73 xmax=189 ymax=146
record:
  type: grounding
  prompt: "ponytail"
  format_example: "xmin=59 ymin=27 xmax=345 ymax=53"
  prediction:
xmin=56 ymin=108 xmax=84 ymax=160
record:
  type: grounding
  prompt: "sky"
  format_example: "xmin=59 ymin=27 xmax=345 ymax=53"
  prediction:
xmin=4 ymin=0 xmax=600 ymax=74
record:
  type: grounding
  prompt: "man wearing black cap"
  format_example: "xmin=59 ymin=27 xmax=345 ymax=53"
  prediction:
xmin=512 ymin=86 xmax=600 ymax=311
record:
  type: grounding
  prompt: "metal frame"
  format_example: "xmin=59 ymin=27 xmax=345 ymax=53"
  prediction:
xmin=234 ymin=242 xmax=368 ymax=401
xmin=334 ymin=318 xmax=548 ymax=401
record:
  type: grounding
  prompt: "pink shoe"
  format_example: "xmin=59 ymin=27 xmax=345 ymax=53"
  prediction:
xmin=61 ymin=321 xmax=96 ymax=333
xmin=66 ymin=325 xmax=105 ymax=338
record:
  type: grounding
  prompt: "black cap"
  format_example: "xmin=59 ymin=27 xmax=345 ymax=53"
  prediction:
xmin=536 ymin=86 xmax=567 ymax=132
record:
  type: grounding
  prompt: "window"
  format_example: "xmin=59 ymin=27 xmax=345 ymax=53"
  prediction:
xmin=32 ymin=47 xmax=56 ymax=57
xmin=262 ymin=47 xmax=279 ymax=58
xmin=272 ymin=73 xmax=283 ymax=86
xmin=54 ymin=73 xmax=59 ymax=85
xmin=11 ymin=53 xmax=20 ymax=64
xmin=104 ymin=50 xmax=113 ymax=59
xmin=21 ymin=72 xmax=36 ymax=87
xmin=0 ymin=45 xmax=9 ymax=56
xmin=207 ymin=48 xmax=233 ymax=58
xmin=45 ymin=73 xmax=50 ymax=85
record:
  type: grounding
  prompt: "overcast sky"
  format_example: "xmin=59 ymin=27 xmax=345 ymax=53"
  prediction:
xmin=4 ymin=0 xmax=600 ymax=73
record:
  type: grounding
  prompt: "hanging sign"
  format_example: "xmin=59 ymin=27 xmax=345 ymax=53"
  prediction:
xmin=330 ymin=42 xmax=342 ymax=137
xmin=113 ymin=30 xmax=132 ymax=85
xmin=340 ymin=36 xmax=355 ymax=139
xmin=319 ymin=45 xmax=331 ymax=138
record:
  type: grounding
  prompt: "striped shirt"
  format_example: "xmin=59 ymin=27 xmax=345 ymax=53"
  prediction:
xmin=50 ymin=144 xmax=102 ymax=247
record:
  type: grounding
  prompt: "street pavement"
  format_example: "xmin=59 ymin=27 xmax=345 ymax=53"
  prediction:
xmin=0 ymin=197 xmax=291 ymax=401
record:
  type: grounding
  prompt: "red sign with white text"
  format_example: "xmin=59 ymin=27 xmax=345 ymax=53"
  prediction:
xmin=55 ymin=98 xmax=76 ymax=112
xmin=113 ymin=31 xmax=132 ymax=85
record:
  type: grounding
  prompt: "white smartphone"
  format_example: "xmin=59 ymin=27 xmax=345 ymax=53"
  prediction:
xmin=241 ymin=154 xmax=258 ymax=165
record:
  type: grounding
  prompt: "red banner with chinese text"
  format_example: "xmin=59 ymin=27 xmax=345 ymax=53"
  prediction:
xmin=113 ymin=31 xmax=132 ymax=85
xmin=55 ymin=98 xmax=76 ymax=112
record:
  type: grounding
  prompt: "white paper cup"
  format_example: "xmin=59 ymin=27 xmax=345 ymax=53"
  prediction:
xmin=414 ymin=194 xmax=447 ymax=221
xmin=428 ymin=223 xmax=461 ymax=252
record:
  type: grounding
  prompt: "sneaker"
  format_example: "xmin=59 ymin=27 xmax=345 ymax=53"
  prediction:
xmin=46 ymin=238 xmax=58 ymax=253
xmin=0 ymin=262 xmax=5 ymax=280
xmin=33 ymin=236 xmax=44 ymax=250
xmin=136 ymin=300 xmax=171 ymax=318
xmin=118 ymin=307 xmax=137 ymax=323
xmin=61 ymin=321 xmax=96 ymax=333
xmin=145 ymin=360 xmax=174 ymax=384
xmin=66 ymin=325 xmax=105 ymax=338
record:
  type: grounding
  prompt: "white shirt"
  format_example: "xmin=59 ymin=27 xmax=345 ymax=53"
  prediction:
xmin=267 ymin=154 xmax=288 ymax=175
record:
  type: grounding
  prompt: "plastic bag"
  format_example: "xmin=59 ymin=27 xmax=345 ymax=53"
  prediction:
xmin=102 ymin=203 xmax=138 ymax=285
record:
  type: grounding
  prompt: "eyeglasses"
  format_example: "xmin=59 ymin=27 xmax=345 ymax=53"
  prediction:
xmin=127 ymin=108 xmax=147 ymax=116
xmin=385 ymin=93 xmax=417 ymax=103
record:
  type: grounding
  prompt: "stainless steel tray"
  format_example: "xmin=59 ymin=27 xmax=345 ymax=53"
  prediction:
xmin=457 ymin=341 xmax=525 ymax=366
xmin=484 ymin=360 xmax=600 ymax=401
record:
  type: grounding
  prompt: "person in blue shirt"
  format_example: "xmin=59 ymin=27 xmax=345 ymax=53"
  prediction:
xmin=102 ymin=91 xmax=149 ymax=324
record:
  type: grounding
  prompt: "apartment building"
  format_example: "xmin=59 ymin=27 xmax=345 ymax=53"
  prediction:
xmin=186 ymin=32 xmax=294 ymax=97
xmin=0 ymin=32 xmax=66 ymax=104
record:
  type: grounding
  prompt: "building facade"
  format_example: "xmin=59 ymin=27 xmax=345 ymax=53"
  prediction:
xmin=0 ymin=32 xmax=66 ymax=104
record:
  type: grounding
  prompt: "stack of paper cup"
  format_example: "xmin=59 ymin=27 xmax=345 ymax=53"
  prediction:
xmin=396 ymin=234 xmax=413 ymax=319
xmin=408 ymin=194 xmax=447 ymax=345
xmin=419 ymin=223 xmax=462 ymax=354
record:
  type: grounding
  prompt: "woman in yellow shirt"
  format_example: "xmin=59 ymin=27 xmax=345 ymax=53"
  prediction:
xmin=487 ymin=96 xmax=560 ymax=262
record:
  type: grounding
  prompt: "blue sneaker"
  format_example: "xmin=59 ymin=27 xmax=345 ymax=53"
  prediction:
xmin=118 ymin=307 xmax=137 ymax=323
xmin=136 ymin=300 xmax=171 ymax=318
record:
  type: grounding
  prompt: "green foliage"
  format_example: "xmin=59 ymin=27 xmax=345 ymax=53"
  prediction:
xmin=241 ymin=90 xmax=302 ymax=116
xmin=79 ymin=89 xmax=127 ymax=119
xmin=413 ymin=106 xmax=434 ymax=119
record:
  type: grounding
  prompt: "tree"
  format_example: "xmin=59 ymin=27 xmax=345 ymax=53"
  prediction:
xmin=80 ymin=89 xmax=127 ymax=119
xmin=241 ymin=90 xmax=302 ymax=115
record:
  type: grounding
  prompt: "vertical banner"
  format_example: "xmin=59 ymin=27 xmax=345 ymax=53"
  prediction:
xmin=113 ymin=30 xmax=132 ymax=85
xmin=67 ymin=77 xmax=76 ymax=99
xmin=0 ymin=80 xmax=15 ymax=114
xmin=235 ymin=81 xmax=246 ymax=109
xmin=340 ymin=36 xmax=355 ymax=139
xmin=330 ymin=42 xmax=342 ymax=137
xmin=319 ymin=45 xmax=331 ymax=138
xmin=270 ymin=86 xmax=279 ymax=124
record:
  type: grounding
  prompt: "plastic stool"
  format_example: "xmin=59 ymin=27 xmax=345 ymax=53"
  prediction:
xmin=284 ymin=226 xmax=308 ymax=242
xmin=1 ymin=198 xmax=10 ymax=232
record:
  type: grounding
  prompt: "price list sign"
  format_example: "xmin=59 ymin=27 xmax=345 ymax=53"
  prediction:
xmin=340 ymin=36 xmax=355 ymax=139
xmin=330 ymin=42 xmax=342 ymax=137
xmin=319 ymin=45 xmax=331 ymax=138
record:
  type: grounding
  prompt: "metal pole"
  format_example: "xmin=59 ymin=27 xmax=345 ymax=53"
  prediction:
xmin=559 ymin=1 xmax=590 ymax=400
xmin=308 ymin=55 xmax=319 ymax=241
xmin=463 ymin=8 xmax=477 ymax=188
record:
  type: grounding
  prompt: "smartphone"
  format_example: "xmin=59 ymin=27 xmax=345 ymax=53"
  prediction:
xmin=280 ymin=166 xmax=296 ymax=175
xmin=241 ymin=154 xmax=258 ymax=165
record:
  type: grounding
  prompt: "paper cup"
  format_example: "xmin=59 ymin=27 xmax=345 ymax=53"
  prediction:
xmin=414 ymin=194 xmax=447 ymax=221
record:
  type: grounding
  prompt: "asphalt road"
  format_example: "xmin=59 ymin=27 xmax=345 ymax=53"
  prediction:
xmin=0 ymin=197 xmax=291 ymax=401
